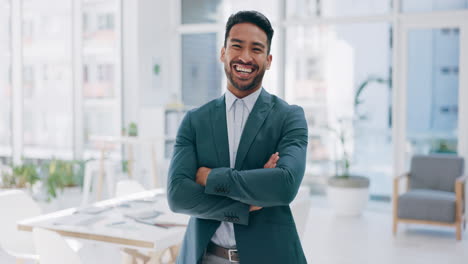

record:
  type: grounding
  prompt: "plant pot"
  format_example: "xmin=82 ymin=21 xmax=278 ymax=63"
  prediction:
xmin=327 ymin=175 xmax=370 ymax=216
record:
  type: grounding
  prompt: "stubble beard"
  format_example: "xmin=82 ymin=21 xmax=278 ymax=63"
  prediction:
xmin=224 ymin=62 xmax=266 ymax=92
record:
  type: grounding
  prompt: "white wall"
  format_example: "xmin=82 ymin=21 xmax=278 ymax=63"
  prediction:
xmin=122 ymin=0 xmax=175 ymax=188
xmin=123 ymin=0 xmax=175 ymax=124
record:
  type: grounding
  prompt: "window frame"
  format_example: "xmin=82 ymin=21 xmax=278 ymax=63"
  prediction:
xmin=7 ymin=0 xmax=123 ymax=163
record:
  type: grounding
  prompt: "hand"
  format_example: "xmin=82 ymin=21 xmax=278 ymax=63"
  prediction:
xmin=264 ymin=152 xmax=279 ymax=168
xmin=249 ymin=205 xmax=262 ymax=212
xmin=196 ymin=167 xmax=211 ymax=186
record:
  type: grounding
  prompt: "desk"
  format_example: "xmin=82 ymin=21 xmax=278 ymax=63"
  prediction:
xmin=17 ymin=189 xmax=188 ymax=254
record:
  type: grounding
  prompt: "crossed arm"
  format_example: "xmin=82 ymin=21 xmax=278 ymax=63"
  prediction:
xmin=196 ymin=152 xmax=280 ymax=212
xmin=167 ymin=106 xmax=308 ymax=224
xmin=197 ymin=107 xmax=308 ymax=208
xmin=167 ymin=111 xmax=255 ymax=225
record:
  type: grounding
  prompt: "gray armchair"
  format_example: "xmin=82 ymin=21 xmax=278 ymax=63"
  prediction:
xmin=393 ymin=155 xmax=466 ymax=240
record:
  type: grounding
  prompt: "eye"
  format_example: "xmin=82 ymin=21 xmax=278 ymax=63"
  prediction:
xmin=253 ymin=48 xmax=262 ymax=52
xmin=232 ymin=44 xmax=241 ymax=49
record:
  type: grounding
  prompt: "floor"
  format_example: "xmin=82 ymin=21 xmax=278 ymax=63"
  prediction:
xmin=302 ymin=197 xmax=468 ymax=264
xmin=1 ymin=196 xmax=467 ymax=264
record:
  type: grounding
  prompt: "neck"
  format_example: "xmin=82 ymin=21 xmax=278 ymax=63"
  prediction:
xmin=227 ymin=84 xmax=262 ymax=99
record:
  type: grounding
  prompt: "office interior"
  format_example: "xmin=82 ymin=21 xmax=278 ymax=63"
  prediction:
xmin=0 ymin=0 xmax=467 ymax=263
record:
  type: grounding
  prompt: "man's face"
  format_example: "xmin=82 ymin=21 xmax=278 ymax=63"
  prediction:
xmin=220 ymin=23 xmax=272 ymax=93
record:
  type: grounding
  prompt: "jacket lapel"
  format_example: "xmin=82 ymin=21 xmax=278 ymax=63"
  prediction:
xmin=235 ymin=89 xmax=274 ymax=169
xmin=211 ymin=96 xmax=230 ymax=167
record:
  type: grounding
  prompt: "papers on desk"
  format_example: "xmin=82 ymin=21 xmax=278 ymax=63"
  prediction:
xmin=136 ymin=212 xmax=188 ymax=228
xmin=124 ymin=210 xmax=163 ymax=220
xmin=133 ymin=218 xmax=187 ymax=229
xmin=131 ymin=195 xmax=162 ymax=203
xmin=77 ymin=205 xmax=113 ymax=214
xmin=105 ymin=221 xmax=139 ymax=231
xmin=123 ymin=209 xmax=188 ymax=229
xmin=48 ymin=192 xmax=186 ymax=230
xmin=53 ymin=214 xmax=106 ymax=226
xmin=155 ymin=213 xmax=189 ymax=226
xmin=117 ymin=199 xmax=159 ymax=210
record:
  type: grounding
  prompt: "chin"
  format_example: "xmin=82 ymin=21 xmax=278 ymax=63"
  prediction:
xmin=235 ymin=83 xmax=256 ymax=91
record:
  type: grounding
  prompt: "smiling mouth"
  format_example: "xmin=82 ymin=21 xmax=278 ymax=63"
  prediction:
xmin=235 ymin=65 xmax=253 ymax=73
xmin=232 ymin=63 xmax=257 ymax=78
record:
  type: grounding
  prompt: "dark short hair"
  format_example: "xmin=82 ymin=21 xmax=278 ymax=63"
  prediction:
xmin=224 ymin=10 xmax=274 ymax=54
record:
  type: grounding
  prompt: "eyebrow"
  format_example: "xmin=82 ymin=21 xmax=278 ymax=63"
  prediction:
xmin=230 ymin=38 xmax=266 ymax=49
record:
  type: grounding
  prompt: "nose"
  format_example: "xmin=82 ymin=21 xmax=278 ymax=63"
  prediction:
xmin=238 ymin=49 xmax=253 ymax=63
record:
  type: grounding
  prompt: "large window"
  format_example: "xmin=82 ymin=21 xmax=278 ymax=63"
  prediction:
xmin=181 ymin=0 xmax=222 ymax=24
xmin=22 ymin=0 xmax=74 ymax=159
xmin=177 ymin=0 xmax=468 ymax=198
xmin=181 ymin=33 xmax=221 ymax=107
xmin=179 ymin=0 xmax=281 ymax=107
xmin=0 ymin=0 xmax=122 ymax=162
xmin=286 ymin=0 xmax=392 ymax=18
xmin=285 ymin=23 xmax=393 ymax=195
xmin=181 ymin=0 xmax=280 ymax=24
xmin=402 ymin=0 xmax=468 ymax=13
xmin=406 ymin=28 xmax=459 ymax=156
xmin=82 ymin=0 xmax=121 ymax=153
xmin=0 ymin=0 xmax=11 ymax=157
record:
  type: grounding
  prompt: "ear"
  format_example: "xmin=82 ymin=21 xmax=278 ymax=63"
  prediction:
xmin=220 ymin=47 xmax=226 ymax=62
xmin=266 ymin=54 xmax=272 ymax=70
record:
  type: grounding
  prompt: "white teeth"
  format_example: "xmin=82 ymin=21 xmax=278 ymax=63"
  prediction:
xmin=235 ymin=66 xmax=252 ymax=73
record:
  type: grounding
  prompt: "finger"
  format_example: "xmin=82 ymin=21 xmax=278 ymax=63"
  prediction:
xmin=268 ymin=154 xmax=276 ymax=162
xmin=249 ymin=205 xmax=263 ymax=212
xmin=268 ymin=157 xmax=278 ymax=168
xmin=266 ymin=159 xmax=276 ymax=168
xmin=264 ymin=158 xmax=274 ymax=168
xmin=270 ymin=156 xmax=279 ymax=168
xmin=264 ymin=152 xmax=279 ymax=168
xmin=270 ymin=153 xmax=279 ymax=161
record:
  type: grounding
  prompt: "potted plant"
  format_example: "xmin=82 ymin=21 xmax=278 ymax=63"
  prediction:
xmin=326 ymin=76 xmax=386 ymax=216
xmin=0 ymin=163 xmax=40 ymax=190
xmin=39 ymin=159 xmax=88 ymax=209
xmin=326 ymin=75 xmax=390 ymax=216
xmin=326 ymin=118 xmax=370 ymax=216
xmin=127 ymin=122 xmax=138 ymax=137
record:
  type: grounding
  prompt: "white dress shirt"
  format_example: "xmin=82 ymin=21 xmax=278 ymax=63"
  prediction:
xmin=210 ymin=87 xmax=262 ymax=248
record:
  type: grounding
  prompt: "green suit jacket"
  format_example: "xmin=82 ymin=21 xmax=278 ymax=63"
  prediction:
xmin=167 ymin=89 xmax=308 ymax=264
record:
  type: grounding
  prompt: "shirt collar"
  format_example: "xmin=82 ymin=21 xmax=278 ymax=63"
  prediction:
xmin=225 ymin=87 xmax=262 ymax=112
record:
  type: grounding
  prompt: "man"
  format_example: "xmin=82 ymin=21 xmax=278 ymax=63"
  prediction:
xmin=168 ymin=10 xmax=308 ymax=264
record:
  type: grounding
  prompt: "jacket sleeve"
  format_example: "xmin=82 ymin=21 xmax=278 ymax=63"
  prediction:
xmin=204 ymin=106 xmax=308 ymax=207
xmin=167 ymin=111 xmax=250 ymax=225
